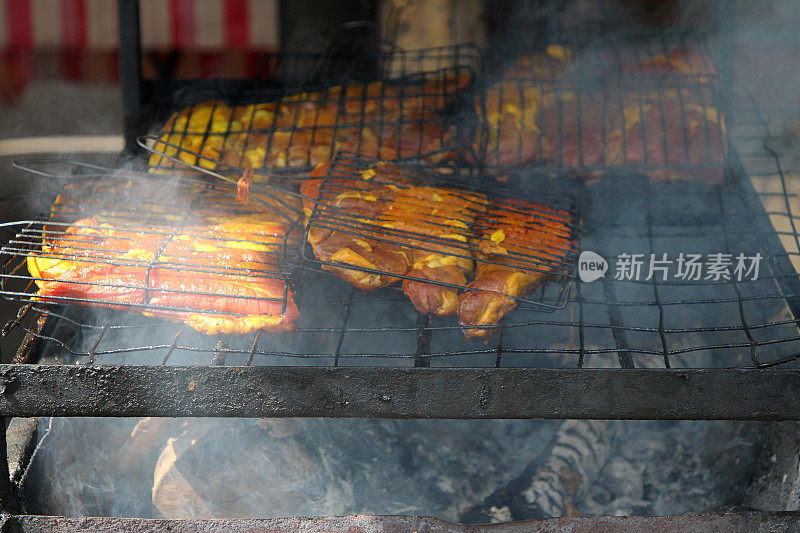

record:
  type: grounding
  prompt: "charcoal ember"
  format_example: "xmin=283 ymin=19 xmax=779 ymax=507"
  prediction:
xmin=459 ymin=420 xmax=764 ymax=522
xmin=459 ymin=420 xmax=614 ymax=523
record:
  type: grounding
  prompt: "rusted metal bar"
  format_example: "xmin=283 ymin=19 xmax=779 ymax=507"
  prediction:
xmin=0 ymin=365 xmax=798 ymax=419
xmin=2 ymin=511 xmax=800 ymax=532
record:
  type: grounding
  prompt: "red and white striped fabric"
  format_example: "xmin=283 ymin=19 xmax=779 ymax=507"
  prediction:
xmin=1 ymin=0 xmax=278 ymax=50
xmin=0 ymin=0 xmax=279 ymax=102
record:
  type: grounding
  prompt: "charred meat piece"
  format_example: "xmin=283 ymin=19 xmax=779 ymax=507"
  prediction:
xmin=28 ymin=215 xmax=299 ymax=335
xmin=458 ymin=200 xmax=574 ymax=341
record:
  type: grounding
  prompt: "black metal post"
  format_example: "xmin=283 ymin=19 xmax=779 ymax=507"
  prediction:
xmin=714 ymin=0 xmax=737 ymax=118
xmin=117 ymin=0 xmax=143 ymax=152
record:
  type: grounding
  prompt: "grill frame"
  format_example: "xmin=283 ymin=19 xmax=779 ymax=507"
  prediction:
xmin=5 ymin=0 xmax=798 ymax=525
xmin=1 ymin=134 xmax=799 ymax=419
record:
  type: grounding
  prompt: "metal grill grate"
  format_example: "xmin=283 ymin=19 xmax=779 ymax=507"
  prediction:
xmin=5 ymin=137 xmax=800 ymax=371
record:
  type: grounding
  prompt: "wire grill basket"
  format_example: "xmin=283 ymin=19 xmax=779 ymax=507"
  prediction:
xmin=298 ymin=153 xmax=580 ymax=313
xmin=476 ymin=34 xmax=729 ymax=180
xmin=141 ymin=46 xmax=483 ymax=176
xmin=0 ymin=161 xmax=303 ymax=334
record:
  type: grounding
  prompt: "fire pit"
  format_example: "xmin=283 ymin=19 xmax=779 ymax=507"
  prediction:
xmin=1 ymin=0 xmax=800 ymax=529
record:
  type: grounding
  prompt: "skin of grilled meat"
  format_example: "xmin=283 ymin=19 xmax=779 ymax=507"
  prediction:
xmin=28 ymin=214 xmax=300 ymax=335
xmin=302 ymin=161 xmax=486 ymax=315
xmin=387 ymin=186 xmax=486 ymax=316
xmin=300 ymin=162 xmax=412 ymax=291
xmin=459 ymin=200 xmax=574 ymax=341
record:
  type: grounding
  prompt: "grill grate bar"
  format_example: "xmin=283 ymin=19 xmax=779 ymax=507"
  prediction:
xmin=646 ymin=197 xmax=671 ymax=369
xmin=333 ymin=289 xmax=356 ymax=367
xmin=161 ymin=328 xmax=183 ymax=366
xmin=414 ymin=314 xmax=433 ymax=368
xmin=576 ymin=280 xmax=586 ymax=368
xmin=602 ymin=277 xmax=635 ymax=369
xmin=717 ymin=189 xmax=761 ymax=367
xmin=86 ymin=325 xmax=107 ymax=365
xmin=494 ymin=328 xmax=504 ymax=368
xmin=246 ymin=331 xmax=261 ymax=366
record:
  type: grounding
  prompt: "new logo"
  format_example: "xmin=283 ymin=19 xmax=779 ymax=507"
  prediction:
xmin=578 ymin=251 xmax=607 ymax=283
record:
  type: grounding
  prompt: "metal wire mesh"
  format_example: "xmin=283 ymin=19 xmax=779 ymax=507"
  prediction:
xmin=5 ymin=106 xmax=800 ymax=371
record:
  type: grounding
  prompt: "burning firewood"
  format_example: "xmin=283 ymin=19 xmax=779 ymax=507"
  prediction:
xmin=459 ymin=420 xmax=615 ymax=522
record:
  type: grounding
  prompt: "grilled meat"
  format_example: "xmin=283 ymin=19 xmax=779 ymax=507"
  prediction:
xmin=479 ymin=80 xmax=549 ymax=167
xmin=301 ymin=161 xmax=489 ymax=316
xmin=539 ymin=91 xmax=611 ymax=170
xmin=150 ymin=72 xmax=472 ymax=173
xmin=388 ymin=186 xmax=486 ymax=316
xmin=458 ymin=200 xmax=574 ymax=341
xmin=477 ymin=47 xmax=727 ymax=180
xmin=300 ymin=162 xmax=412 ymax=291
xmin=28 ymin=215 xmax=299 ymax=335
xmin=29 ymin=178 xmax=302 ymax=336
